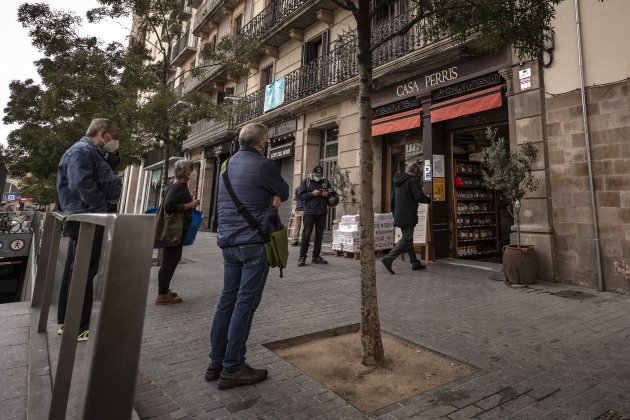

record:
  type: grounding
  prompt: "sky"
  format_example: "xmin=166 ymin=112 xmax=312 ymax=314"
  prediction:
xmin=0 ymin=0 xmax=132 ymax=147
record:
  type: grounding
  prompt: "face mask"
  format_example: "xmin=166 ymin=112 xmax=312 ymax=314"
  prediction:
xmin=103 ymin=139 xmax=119 ymax=153
xmin=312 ymin=176 xmax=322 ymax=182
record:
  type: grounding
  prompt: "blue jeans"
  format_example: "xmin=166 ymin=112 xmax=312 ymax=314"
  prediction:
xmin=210 ymin=244 xmax=269 ymax=373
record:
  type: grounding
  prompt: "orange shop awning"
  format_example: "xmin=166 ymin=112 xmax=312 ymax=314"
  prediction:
xmin=372 ymin=108 xmax=422 ymax=137
xmin=430 ymin=85 xmax=503 ymax=123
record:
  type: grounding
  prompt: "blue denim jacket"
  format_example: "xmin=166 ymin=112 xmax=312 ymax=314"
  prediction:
xmin=56 ymin=137 xmax=121 ymax=215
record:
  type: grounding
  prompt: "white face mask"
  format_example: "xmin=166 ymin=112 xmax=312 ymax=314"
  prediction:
xmin=103 ymin=139 xmax=119 ymax=153
xmin=312 ymin=176 xmax=322 ymax=182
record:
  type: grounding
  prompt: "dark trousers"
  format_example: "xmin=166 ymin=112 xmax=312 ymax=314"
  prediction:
xmin=299 ymin=213 xmax=326 ymax=258
xmin=158 ymin=236 xmax=185 ymax=294
xmin=384 ymin=226 xmax=418 ymax=264
xmin=57 ymin=221 xmax=104 ymax=332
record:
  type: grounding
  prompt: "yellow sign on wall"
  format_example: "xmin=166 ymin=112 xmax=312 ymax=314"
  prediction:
xmin=433 ymin=177 xmax=446 ymax=201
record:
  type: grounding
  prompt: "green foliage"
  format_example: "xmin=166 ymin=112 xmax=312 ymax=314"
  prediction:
xmin=18 ymin=174 xmax=58 ymax=205
xmin=330 ymin=167 xmax=357 ymax=214
xmin=481 ymin=127 xmax=539 ymax=246
xmin=417 ymin=0 xmax=562 ymax=59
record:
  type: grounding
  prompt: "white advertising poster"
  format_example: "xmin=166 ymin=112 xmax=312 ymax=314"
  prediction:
xmin=433 ymin=154 xmax=445 ymax=178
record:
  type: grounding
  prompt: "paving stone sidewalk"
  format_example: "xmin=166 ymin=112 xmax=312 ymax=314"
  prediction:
xmin=36 ymin=231 xmax=630 ymax=419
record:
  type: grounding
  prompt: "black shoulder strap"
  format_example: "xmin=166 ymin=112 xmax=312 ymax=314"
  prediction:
xmin=221 ymin=159 xmax=270 ymax=242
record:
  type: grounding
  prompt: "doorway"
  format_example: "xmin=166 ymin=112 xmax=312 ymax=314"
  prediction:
xmin=382 ymin=129 xmax=423 ymax=212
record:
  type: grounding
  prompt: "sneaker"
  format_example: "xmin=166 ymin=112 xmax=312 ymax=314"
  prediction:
xmin=412 ymin=261 xmax=426 ymax=270
xmin=381 ymin=257 xmax=395 ymax=274
xmin=77 ymin=330 xmax=89 ymax=342
xmin=168 ymin=289 xmax=178 ymax=297
xmin=57 ymin=326 xmax=63 ymax=335
xmin=156 ymin=293 xmax=183 ymax=305
xmin=205 ymin=364 xmax=222 ymax=381
xmin=217 ymin=365 xmax=268 ymax=390
xmin=312 ymin=256 xmax=327 ymax=264
xmin=297 ymin=256 xmax=306 ymax=267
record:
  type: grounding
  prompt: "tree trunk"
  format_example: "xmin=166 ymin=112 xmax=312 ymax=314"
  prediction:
xmin=161 ymin=140 xmax=170 ymax=194
xmin=356 ymin=0 xmax=384 ymax=366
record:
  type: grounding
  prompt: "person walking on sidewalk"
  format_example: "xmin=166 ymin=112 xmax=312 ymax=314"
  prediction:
xmin=382 ymin=163 xmax=431 ymax=274
xmin=56 ymin=118 xmax=122 ymax=342
xmin=155 ymin=159 xmax=200 ymax=305
xmin=206 ymin=123 xmax=289 ymax=389
xmin=289 ymin=187 xmax=304 ymax=246
xmin=296 ymin=166 xmax=336 ymax=266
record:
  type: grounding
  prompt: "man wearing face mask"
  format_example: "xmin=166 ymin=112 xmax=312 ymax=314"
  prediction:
xmin=296 ymin=166 xmax=336 ymax=267
xmin=207 ymin=123 xmax=288 ymax=390
xmin=56 ymin=118 xmax=122 ymax=341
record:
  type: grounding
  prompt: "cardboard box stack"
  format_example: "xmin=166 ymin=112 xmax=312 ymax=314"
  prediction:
xmin=332 ymin=213 xmax=395 ymax=253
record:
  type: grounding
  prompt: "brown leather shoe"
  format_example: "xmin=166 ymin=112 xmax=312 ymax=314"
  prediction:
xmin=217 ymin=365 xmax=268 ymax=390
xmin=155 ymin=293 xmax=183 ymax=305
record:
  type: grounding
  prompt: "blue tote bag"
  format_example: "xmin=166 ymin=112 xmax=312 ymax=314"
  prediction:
xmin=144 ymin=208 xmax=203 ymax=247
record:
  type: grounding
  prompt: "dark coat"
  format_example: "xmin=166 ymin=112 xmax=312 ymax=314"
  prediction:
xmin=163 ymin=182 xmax=193 ymax=231
xmin=390 ymin=172 xmax=431 ymax=229
xmin=217 ymin=145 xmax=290 ymax=248
xmin=297 ymin=176 xmax=335 ymax=215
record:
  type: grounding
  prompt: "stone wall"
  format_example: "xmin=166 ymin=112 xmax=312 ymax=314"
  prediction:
xmin=546 ymin=79 xmax=630 ymax=293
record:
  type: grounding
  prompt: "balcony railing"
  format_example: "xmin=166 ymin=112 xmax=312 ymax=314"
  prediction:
xmin=239 ymin=0 xmax=309 ymax=42
xmin=183 ymin=117 xmax=235 ymax=150
xmin=234 ymin=10 xmax=428 ymax=125
xmin=171 ymin=30 xmax=198 ymax=66
xmin=182 ymin=59 xmax=225 ymax=95
xmin=192 ymin=0 xmax=223 ymax=35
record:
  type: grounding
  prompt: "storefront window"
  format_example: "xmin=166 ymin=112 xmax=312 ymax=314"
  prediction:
xmin=320 ymin=127 xmax=339 ymax=230
xmin=146 ymin=169 xmax=162 ymax=211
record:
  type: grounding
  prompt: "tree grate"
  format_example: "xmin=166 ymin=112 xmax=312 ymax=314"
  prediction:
xmin=596 ymin=410 xmax=630 ymax=420
xmin=552 ymin=290 xmax=595 ymax=301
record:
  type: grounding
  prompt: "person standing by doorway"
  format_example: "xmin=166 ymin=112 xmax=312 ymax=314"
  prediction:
xmin=297 ymin=166 xmax=335 ymax=266
xmin=381 ymin=163 xmax=431 ymax=274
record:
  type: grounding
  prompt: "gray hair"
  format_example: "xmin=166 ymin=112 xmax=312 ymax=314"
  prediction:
xmin=239 ymin=123 xmax=268 ymax=147
xmin=406 ymin=163 xmax=420 ymax=175
xmin=86 ymin=118 xmax=117 ymax=137
xmin=174 ymin=159 xmax=194 ymax=178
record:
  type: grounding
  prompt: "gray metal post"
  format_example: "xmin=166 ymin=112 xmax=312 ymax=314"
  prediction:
xmin=75 ymin=214 xmax=155 ymax=420
xmin=31 ymin=212 xmax=56 ymax=309
xmin=48 ymin=223 xmax=96 ymax=420
xmin=38 ymin=215 xmax=63 ymax=333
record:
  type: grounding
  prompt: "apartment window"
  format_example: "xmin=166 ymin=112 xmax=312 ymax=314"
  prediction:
xmin=304 ymin=37 xmax=323 ymax=64
xmin=233 ymin=14 xmax=243 ymax=36
xmin=218 ymin=87 xmax=235 ymax=104
xmin=372 ymin=0 xmax=407 ymax=25
xmin=261 ymin=64 xmax=274 ymax=87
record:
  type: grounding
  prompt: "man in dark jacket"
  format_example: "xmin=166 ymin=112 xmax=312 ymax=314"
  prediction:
xmin=296 ymin=165 xmax=335 ymax=266
xmin=382 ymin=163 xmax=431 ymax=274
xmin=207 ymin=123 xmax=289 ymax=390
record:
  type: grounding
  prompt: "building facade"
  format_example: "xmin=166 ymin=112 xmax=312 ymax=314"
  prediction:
xmin=122 ymin=0 xmax=630 ymax=293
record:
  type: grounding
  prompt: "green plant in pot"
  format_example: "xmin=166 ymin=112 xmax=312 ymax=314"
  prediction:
xmin=481 ymin=127 xmax=539 ymax=284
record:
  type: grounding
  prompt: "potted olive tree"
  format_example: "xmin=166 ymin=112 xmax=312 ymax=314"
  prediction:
xmin=481 ymin=127 xmax=539 ymax=284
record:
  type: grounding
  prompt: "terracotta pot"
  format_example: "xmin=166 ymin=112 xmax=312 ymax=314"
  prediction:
xmin=502 ymin=245 xmax=537 ymax=284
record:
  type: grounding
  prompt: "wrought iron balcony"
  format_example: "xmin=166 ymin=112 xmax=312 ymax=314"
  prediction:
xmin=193 ymin=0 xmax=239 ymax=36
xmin=183 ymin=117 xmax=235 ymax=150
xmin=234 ymin=9 xmax=429 ymax=125
xmin=238 ymin=0 xmax=311 ymax=44
xmin=171 ymin=31 xmax=198 ymax=67
xmin=181 ymin=59 xmax=227 ymax=95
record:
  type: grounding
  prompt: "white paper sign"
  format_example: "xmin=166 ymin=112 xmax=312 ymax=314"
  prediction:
xmin=413 ymin=204 xmax=429 ymax=244
xmin=433 ymin=155 xmax=445 ymax=178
